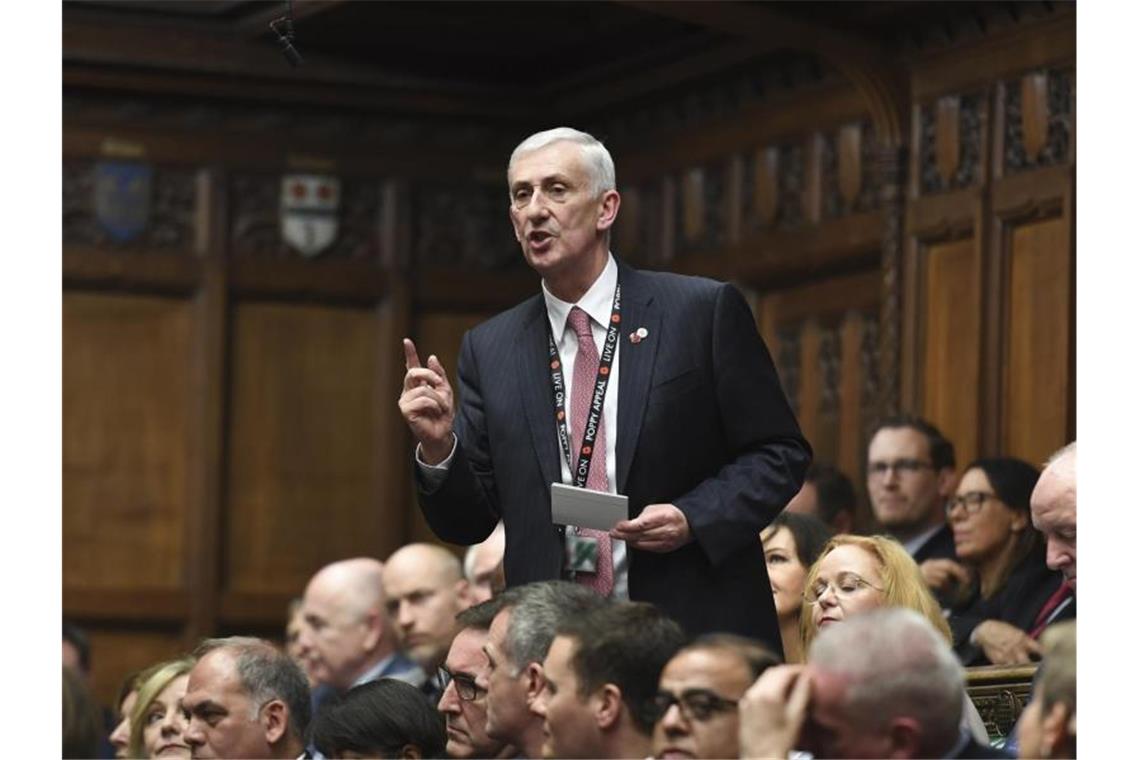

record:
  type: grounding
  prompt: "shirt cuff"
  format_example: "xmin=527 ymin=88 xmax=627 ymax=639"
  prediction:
xmin=416 ymin=434 xmax=457 ymax=488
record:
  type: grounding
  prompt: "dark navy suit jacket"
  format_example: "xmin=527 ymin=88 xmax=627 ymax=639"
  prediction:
xmin=418 ymin=261 xmax=811 ymax=651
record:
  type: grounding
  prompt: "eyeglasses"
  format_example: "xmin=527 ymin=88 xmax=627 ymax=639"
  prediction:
xmin=439 ymin=667 xmax=484 ymax=702
xmin=804 ymin=572 xmax=884 ymax=604
xmin=867 ymin=459 xmax=934 ymax=478
xmin=945 ymin=491 xmax=996 ymax=517
xmin=651 ymin=689 xmax=739 ymax=722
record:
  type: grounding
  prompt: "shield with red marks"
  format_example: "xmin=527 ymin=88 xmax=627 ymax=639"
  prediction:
xmin=280 ymin=174 xmax=340 ymax=257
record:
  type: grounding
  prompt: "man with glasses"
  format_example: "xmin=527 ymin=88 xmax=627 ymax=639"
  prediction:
xmin=533 ymin=602 xmax=685 ymax=759
xmin=484 ymin=581 xmax=608 ymax=758
xmin=437 ymin=601 xmax=517 ymax=759
xmin=866 ymin=415 xmax=967 ymax=599
xmin=652 ymin=634 xmax=779 ymax=760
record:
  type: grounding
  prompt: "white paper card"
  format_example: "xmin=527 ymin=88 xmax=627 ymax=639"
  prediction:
xmin=550 ymin=483 xmax=628 ymax=531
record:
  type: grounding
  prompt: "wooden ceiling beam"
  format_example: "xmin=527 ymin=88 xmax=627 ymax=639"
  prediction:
xmin=237 ymin=0 xmax=350 ymax=38
xmin=619 ymin=0 xmax=907 ymax=145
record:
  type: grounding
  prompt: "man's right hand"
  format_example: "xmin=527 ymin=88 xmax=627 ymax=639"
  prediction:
xmin=399 ymin=338 xmax=455 ymax=465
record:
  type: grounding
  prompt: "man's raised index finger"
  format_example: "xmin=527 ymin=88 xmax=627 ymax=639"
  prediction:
xmin=403 ymin=338 xmax=422 ymax=370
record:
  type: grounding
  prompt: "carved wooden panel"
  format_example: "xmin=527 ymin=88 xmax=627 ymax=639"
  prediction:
xmin=674 ymin=161 xmax=727 ymax=256
xmin=1003 ymin=69 xmax=1074 ymax=173
xmin=412 ymin=184 xmax=519 ymax=270
xmin=63 ymin=292 xmax=193 ymax=591
xmin=918 ymin=92 xmax=985 ymax=194
xmin=823 ymin=122 xmax=881 ymax=220
xmin=813 ymin=323 xmax=841 ymax=464
xmin=63 ymin=160 xmax=198 ymax=250
xmin=966 ymin=664 xmax=1037 ymax=741
xmin=921 ymin=238 xmax=980 ymax=466
xmin=1004 ymin=217 xmax=1072 ymax=465
xmin=225 ymin=302 xmax=389 ymax=596
xmin=775 ymin=324 xmax=802 ymax=417
xmin=229 ymin=173 xmax=383 ymax=261
xmin=743 ymin=142 xmax=805 ymax=233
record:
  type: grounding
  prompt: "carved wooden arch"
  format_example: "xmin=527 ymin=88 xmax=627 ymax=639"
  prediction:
xmin=623 ymin=2 xmax=909 ymax=414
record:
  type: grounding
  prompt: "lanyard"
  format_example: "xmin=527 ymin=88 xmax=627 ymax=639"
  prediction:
xmin=547 ymin=283 xmax=621 ymax=489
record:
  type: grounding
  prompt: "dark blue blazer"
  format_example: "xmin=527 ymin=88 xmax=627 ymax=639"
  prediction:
xmin=418 ymin=262 xmax=811 ymax=651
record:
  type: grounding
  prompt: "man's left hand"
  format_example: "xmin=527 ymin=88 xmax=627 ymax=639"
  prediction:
xmin=611 ymin=504 xmax=692 ymax=552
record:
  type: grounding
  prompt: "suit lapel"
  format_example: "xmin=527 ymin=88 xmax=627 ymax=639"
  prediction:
xmin=515 ymin=300 xmax=561 ymax=490
xmin=615 ymin=266 xmax=660 ymax=493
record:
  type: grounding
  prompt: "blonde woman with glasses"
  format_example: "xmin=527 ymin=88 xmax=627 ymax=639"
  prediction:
xmin=799 ymin=534 xmax=988 ymax=744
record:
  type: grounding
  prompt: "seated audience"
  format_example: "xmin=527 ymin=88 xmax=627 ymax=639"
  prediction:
xmin=738 ymin=607 xmax=1006 ymax=759
xmin=651 ymin=634 xmax=779 ymax=760
xmin=110 ymin=668 xmax=145 ymax=758
xmin=438 ymin=600 xmax=516 ymax=759
xmin=463 ymin=521 xmax=506 ymax=605
xmin=484 ymin=581 xmax=609 ymax=758
xmin=760 ymin=512 xmax=832 ymax=663
xmin=533 ymin=601 xmax=686 ymax=759
xmin=310 ymin=679 xmax=445 ymax=759
xmin=946 ymin=458 xmax=1074 ymax=665
xmin=128 ymin=657 xmax=194 ymax=758
xmin=801 ymin=534 xmax=988 ymax=743
xmin=784 ymin=462 xmax=857 ymax=534
xmin=182 ymin=637 xmax=311 ymax=759
xmin=297 ymin=557 xmax=423 ymax=707
xmin=383 ymin=543 xmax=471 ymax=703
xmin=64 ymin=666 xmax=102 ymax=759
xmin=1017 ymin=621 xmax=1076 ymax=760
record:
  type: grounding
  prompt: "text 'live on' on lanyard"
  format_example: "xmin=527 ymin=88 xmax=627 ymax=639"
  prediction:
xmin=547 ymin=283 xmax=621 ymax=488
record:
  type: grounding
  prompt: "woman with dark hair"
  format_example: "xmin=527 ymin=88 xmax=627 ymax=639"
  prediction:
xmin=947 ymin=457 xmax=1074 ymax=665
xmin=310 ymin=678 xmax=446 ymax=759
xmin=759 ymin=511 xmax=832 ymax=663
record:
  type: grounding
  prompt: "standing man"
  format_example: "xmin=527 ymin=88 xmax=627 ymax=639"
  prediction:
xmin=865 ymin=415 xmax=966 ymax=598
xmin=399 ymin=127 xmax=810 ymax=646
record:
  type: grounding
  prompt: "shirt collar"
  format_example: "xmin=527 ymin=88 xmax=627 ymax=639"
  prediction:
xmin=542 ymin=252 xmax=617 ymax=341
xmin=350 ymin=652 xmax=396 ymax=689
xmin=902 ymin=523 xmax=944 ymax=556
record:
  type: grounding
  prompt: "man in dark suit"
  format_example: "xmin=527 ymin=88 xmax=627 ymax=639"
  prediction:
xmin=866 ymin=415 xmax=968 ymax=600
xmin=398 ymin=127 xmax=809 ymax=650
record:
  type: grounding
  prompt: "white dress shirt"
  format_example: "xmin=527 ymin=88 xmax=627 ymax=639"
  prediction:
xmin=417 ymin=253 xmax=628 ymax=599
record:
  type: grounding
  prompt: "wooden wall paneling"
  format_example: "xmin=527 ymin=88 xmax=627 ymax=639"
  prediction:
xmin=83 ymin=627 xmax=189 ymax=710
xmin=918 ymin=235 xmax=982 ymax=467
xmin=1002 ymin=215 xmax=1071 ymax=465
xmin=377 ymin=283 xmax=414 ymax=556
xmin=726 ymin=154 xmax=744 ymax=247
xmin=63 ymin=292 xmax=195 ymax=593
xmin=184 ymin=165 xmax=227 ymax=644
xmin=802 ymin=133 xmax=823 ymax=226
xmin=797 ymin=321 xmax=823 ymax=455
xmin=837 ymin=311 xmax=867 ymax=480
xmin=223 ymin=301 xmax=386 ymax=610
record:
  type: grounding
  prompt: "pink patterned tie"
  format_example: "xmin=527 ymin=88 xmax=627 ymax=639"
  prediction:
xmin=567 ymin=306 xmax=615 ymax=597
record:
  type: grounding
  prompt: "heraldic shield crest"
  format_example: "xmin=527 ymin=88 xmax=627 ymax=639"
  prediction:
xmin=94 ymin=162 xmax=152 ymax=243
xmin=280 ymin=174 xmax=340 ymax=258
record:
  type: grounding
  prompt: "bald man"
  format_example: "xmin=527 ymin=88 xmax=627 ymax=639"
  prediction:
xmin=297 ymin=558 xmax=424 ymax=705
xmin=464 ymin=522 xmax=506 ymax=605
xmin=384 ymin=543 xmax=471 ymax=701
xmin=1031 ymin=442 xmax=1077 ymax=589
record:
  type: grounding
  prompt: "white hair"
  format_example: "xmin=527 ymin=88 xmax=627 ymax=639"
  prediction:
xmin=507 ymin=127 xmax=616 ymax=198
xmin=809 ymin=608 xmax=964 ymax=756
xmin=1045 ymin=441 xmax=1076 ymax=470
